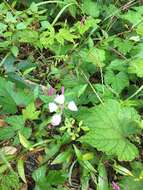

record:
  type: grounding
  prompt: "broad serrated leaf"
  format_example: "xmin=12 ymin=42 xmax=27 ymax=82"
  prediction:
xmin=56 ymin=28 xmax=77 ymax=45
xmin=105 ymin=70 xmax=129 ymax=94
xmin=107 ymin=59 xmax=127 ymax=72
xmin=78 ymin=100 xmax=141 ymax=161
xmin=22 ymin=102 xmax=40 ymax=120
xmin=128 ymin=59 xmax=143 ymax=77
xmin=121 ymin=10 xmax=142 ymax=25
xmin=75 ymin=17 xmax=100 ymax=35
xmin=136 ymin=23 xmax=143 ymax=36
xmin=113 ymin=37 xmax=133 ymax=55
xmin=5 ymin=115 xmax=25 ymax=130
xmin=82 ymin=0 xmax=100 ymax=18
xmin=0 ymin=77 xmax=33 ymax=114
xmin=0 ymin=127 xmax=15 ymax=140
xmin=88 ymin=48 xmax=105 ymax=67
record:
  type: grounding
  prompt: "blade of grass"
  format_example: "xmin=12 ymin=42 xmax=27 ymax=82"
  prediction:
xmin=127 ymin=85 xmax=143 ymax=100
xmin=36 ymin=1 xmax=65 ymax=6
xmin=81 ymin=70 xmax=104 ymax=105
xmin=51 ymin=3 xmax=76 ymax=26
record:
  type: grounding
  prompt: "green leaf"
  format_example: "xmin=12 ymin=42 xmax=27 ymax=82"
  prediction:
xmin=5 ymin=12 xmax=16 ymax=23
xmin=105 ymin=70 xmax=129 ymax=94
xmin=119 ymin=162 xmax=143 ymax=190
xmin=113 ymin=37 xmax=133 ymax=55
xmin=81 ymin=168 xmax=90 ymax=190
xmin=0 ymin=77 xmax=17 ymax=114
xmin=75 ymin=17 xmax=100 ymax=35
xmin=56 ymin=28 xmax=77 ymax=45
xmin=88 ymin=48 xmax=105 ymax=67
xmin=16 ymin=22 xmax=26 ymax=30
xmin=17 ymin=159 xmax=26 ymax=183
xmin=11 ymin=88 xmax=33 ymax=106
xmin=77 ymin=84 xmax=88 ymax=97
xmin=22 ymin=102 xmax=40 ymax=120
xmin=11 ymin=46 xmax=19 ymax=57
xmin=29 ymin=2 xmax=38 ymax=13
xmin=128 ymin=59 xmax=143 ymax=77
xmin=19 ymin=132 xmax=33 ymax=150
xmin=82 ymin=0 xmax=100 ymax=18
xmin=0 ymin=165 xmax=8 ymax=174
xmin=136 ymin=24 xmax=143 ymax=36
xmin=74 ymin=145 xmax=96 ymax=173
xmin=0 ymin=127 xmax=15 ymax=141
xmin=32 ymin=165 xmax=47 ymax=182
xmin=79 ymin=100 xmax=141 ymax=161
xmin=113 ymin=163 xmax=133 ymax=176
xmin=73 ymin=145 xmax=83 ymax=161
xmin=0 ymin=77 xmax=33 ymax=114
xmin=2 ymin=54 xmax=16 ymax=73
xmin=52 ymin=150 xmax=72 ymax=164
xmin=121 ymin=10 xmax=142 ymax=25
xmin=5 ymin=115 xmax=25 ymax=130
xmin=119 ymin=176 xmax=143 ymax=190
xmin=46 ymin=170 xmax=67 ymax=185
xmin=107 ymin=59 xmax=127 ymax=72
xmin=0 ymin=23 xmax=7 ymax=32
xmin=0 ymin=171 xmax=20 ymax=190
xmin=15 ymin=30 xmax=39 ymax=45
xmin=97 ymin=162 xmax=109 ymax=190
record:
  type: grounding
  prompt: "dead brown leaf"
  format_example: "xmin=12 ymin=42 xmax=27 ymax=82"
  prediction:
xmin=20 ymin=183 xmax=28 ymax=190
xmin=0 ymin=119 xmax=6 ymax=127
xmin=1 ymin=146 xmax=17 ymax=155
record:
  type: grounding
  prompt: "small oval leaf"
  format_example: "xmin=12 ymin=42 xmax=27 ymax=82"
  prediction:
xmin=19 ymin=132 xmax=33 ymax=151
xmin=17 ymin=159 xmax=26 ymax=183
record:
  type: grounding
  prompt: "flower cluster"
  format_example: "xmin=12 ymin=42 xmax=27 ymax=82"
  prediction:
xmin=49 ymin=93 xmax=78 ymax=126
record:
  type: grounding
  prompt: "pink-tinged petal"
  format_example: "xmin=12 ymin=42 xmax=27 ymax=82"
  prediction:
xmin=48 ymin=86 xmax=54 ymax=96
xmin=51 ymin=114 xmax=61 ymax=126
xmin=68 ymin=101 xmax=78 ymax=111
xmin=61 ymin=86 xmax=64 ymax=95
xmin=54 ymin=94 xmax=65 ymax=104
xmin=48 ymin=102 xmax=58 ymax=113
xmin=112 ymin=181 xmax=120 ymax=190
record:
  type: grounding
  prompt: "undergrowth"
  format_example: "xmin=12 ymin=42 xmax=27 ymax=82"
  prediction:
xmin=0 ymin=0 xmax=143 ymax=190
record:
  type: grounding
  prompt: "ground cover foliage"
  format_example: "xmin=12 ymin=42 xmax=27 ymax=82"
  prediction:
xmin=0 ymin=0 xmax=143 ymax=189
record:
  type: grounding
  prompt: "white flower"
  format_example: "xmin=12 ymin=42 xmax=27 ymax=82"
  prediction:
xmin=49 ymin=102 xmax=58 ymax=113
xmin=68 ymin=101 xmax=78 ymax=111
xmin=54 ymin=94 xmax=65 ymax=104
xmin=51 ymin=114 xmax=62 ymax=126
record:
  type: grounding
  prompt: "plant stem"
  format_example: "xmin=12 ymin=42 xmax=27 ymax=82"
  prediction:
xmin=127 ymin=85 xmax=143 ymax=100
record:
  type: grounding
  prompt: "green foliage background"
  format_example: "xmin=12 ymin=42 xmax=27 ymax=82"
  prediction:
xmin=0 ymin=0 xmax=143 ymax=189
